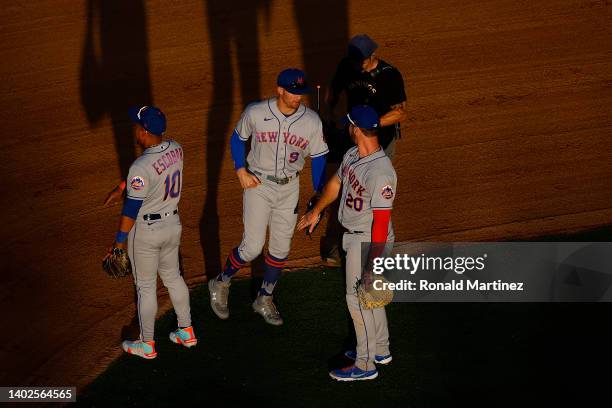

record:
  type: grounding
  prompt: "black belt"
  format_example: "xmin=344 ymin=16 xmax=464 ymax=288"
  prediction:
xmin=143 ymin=209 xmax=178 ymax=221
xmin=342 ymin=227 xmax=364 ymax=234
xmin=251 ymin=170 xmax=298 ymax=185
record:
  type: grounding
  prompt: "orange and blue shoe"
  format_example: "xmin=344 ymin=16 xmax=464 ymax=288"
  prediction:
xmin=121 ymin=339 xmax=157 ymax=359
xmin=169 ymin=326 xmax=197 ymax=348
xmin=329 ymin=365 xmax=378 ymax=381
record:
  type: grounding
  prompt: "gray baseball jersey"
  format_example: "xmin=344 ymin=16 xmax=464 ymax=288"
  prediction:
xmin=337 ymin=146 xmax=397 ymax=233
xmin=233 ymin=98 xmax=328 ymax=262
xmin=126 ymin=139 xmax=184 ymax=218
xmin=338 ymin=145 xmax=397 ymax=372
xmin=235 ymin=97 xmax=328 ymax=178
xmin=125 ymin=139 xmax=191 ymax=342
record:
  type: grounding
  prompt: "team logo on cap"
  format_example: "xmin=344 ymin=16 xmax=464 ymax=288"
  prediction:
xmin=381 ymin=185 xmax=394 ymax=199
xmin=130 ymin=176 xmax=145 ymax=191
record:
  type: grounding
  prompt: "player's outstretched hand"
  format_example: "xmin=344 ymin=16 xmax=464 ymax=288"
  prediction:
xmin=102 ymin=245 xmax=113 ymax=262
xmin=104 ymin=184 xmax=124 ymax=206
xmin=236 ymin=168 xmax=261 ymax=189
xmin=297 ymin=210 xmax=321 ymax=234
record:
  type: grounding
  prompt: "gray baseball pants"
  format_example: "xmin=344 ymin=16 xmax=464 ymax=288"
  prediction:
xmin=342 ymin=231 xmax=394 ymax=371
xmin=237 ymin=177 xmax=300 ymax=261
xmin=128 ymin=214 xmax=191 ymax=342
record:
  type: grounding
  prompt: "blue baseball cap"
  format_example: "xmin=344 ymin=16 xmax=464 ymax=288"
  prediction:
xmin=277 ymin=68 xmax=312 ymax=95
xmin=347 ymin=34 xmax=378 ymax=61
xmin=342 ymin=105 xmax=380 ymax=130
xmin=128 ymin=105 xmax=166 ymax=136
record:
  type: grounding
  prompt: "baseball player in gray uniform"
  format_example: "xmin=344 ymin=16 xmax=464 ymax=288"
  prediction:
xmin=104 ymin=105 xmax=196 ymax=359
xmin=298 ymin=105 xmax=396 ymax=381
xmin=208 ymin=68 xmax=328 ymax=326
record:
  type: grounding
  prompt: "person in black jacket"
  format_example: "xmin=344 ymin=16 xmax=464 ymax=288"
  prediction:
xmin=321 ymin=34 xmax=407 ymax=265
xmin=327 ymin=34 xmax=407 ymax=161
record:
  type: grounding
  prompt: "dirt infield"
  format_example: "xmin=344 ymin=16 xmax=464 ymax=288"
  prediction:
xmin=1 ymin=0 xmax=611 ymax=391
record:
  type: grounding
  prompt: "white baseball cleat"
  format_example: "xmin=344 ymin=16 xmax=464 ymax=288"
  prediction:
xmin=252 ymin=294 xmax=284 ymax=326
xmin=209 ymin=277 xmax=230 ymax=320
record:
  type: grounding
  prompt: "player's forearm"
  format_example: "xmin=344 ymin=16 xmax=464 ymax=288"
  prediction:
xmin=115 ymin=198 xmax=142 ymax=246
xmin=314 ymin=176 xmax=341 ymax=213
xmin=367 ymin=209 xmax=392 ymax=262
xmin=230 ymin=130 xmax=246 ymax=169
xmin=114 ymin=216 xmax=135 ymax=248
xmin=117 ymin=216 xmax=136 ymax=234
xmin=311 ymin=155 xmax=327 ymax=193
xmin=380 ymin=104 xmax=407 ymax=127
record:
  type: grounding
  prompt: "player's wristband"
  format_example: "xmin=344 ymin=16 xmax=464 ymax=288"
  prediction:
xmin=115 ymin=230 xmax=129 ymax=244
xmin=119 ymin=181 xmax=126 ymax=191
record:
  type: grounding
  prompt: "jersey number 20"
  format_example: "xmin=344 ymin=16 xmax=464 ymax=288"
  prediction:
xmin=163 ymin=170 xmax=181 ymax=201
xmin=345 ymin=192 xmax=363 ymax=211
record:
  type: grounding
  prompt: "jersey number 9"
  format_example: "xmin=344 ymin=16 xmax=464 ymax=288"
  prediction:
xmin=163 ymin=170 xmax=181 ymax=201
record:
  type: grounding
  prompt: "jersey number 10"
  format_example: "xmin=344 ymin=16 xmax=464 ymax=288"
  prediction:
xmin=163 ymin=170 xmax=181 ymax=201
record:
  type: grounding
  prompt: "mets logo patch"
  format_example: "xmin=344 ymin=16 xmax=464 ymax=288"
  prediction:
xmin=381 ymin=185 xmax=394 ymax=199
xmin=130 ymin=176 xmax=145 ymax=191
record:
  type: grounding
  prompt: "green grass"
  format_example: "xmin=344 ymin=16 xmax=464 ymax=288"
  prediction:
xmin=77 ymin=266 xmax=609 ymax=407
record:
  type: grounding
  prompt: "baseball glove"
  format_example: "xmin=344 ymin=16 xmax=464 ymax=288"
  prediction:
xmin=356 ymin=275 xmax=394 ymax=309
xmin=102 ymin=247 xmax=132 ymax=279
xmin=305 ymin=193 xmax=325 ymax=238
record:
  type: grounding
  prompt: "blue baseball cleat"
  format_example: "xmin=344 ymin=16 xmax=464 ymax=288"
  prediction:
xmin=344 ymin=350 xmax=393 ymax=365
xmin=329 ymin=365 xmax=378 ymax=381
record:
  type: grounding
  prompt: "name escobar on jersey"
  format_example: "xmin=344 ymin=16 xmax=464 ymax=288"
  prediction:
xmin=152 ymin=146 xmax=184 ymax=175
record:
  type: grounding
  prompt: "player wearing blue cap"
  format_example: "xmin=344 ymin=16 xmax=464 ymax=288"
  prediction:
xmin=299 ymin=105 xmax=396 ymax=381
xmin=208 ymin=68 xmax=329 ymax=325
xmin=103 ymin=106 xmax=196 ymax=359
